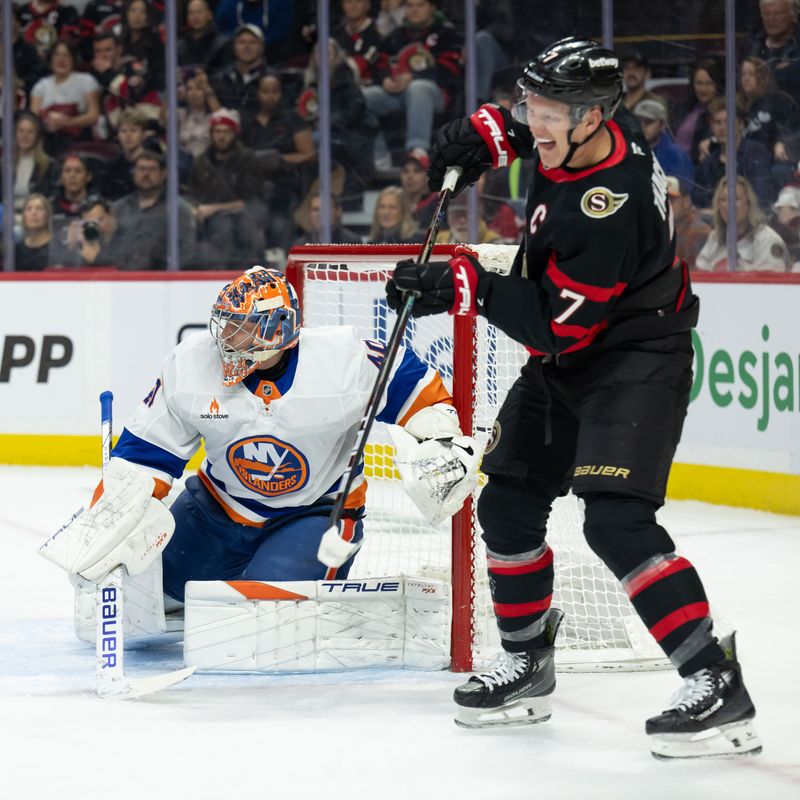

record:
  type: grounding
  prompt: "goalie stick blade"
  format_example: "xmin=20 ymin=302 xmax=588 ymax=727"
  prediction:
xmin=98 ymin=666 xmax=197 ymax=700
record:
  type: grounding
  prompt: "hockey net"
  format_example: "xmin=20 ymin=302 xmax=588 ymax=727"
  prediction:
xmin=286 ymin=244 xmax=668 ymax=673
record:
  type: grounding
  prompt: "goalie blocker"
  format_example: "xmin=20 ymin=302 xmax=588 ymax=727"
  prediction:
xmin=183 ymin=576 xmax=451 ymax=671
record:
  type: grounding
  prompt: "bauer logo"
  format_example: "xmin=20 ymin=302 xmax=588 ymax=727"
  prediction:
xmin=580 ymin=187 xmax=628 ymax=219
xmin=201 ymin=397 xmax=229 ymax=420
xmin=100 ymin=586 xmax=119 ymax=669
xmin=227 ymin=435 xmax=309 ymax=497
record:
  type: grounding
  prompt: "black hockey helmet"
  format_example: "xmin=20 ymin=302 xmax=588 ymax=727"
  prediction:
xmin=517 ymin=37 xmax=623 ymax=122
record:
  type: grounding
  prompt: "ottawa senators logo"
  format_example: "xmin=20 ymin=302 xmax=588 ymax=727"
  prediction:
xmin=484 ymin=421 xmax=501 ymax=455
xmin=227 ymin=435 xmax=309 ymax=497
xmin=580 ymin=187 xmax=629 ymax=219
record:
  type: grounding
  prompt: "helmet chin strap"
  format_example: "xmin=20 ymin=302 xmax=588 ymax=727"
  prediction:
xmin=558 ymin=120 xmax=607 ymax=169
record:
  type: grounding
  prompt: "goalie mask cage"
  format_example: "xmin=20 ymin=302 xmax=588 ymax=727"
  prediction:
xmin=286 ymin=244 xmax=668 ymax=673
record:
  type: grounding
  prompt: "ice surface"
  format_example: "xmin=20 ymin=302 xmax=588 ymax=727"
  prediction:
xmin=1 ymin=466 xmax=798 ymax=799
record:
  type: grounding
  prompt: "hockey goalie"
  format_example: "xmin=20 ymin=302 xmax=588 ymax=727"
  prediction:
xmin=40 ymin=265 xmax=480 ymax=670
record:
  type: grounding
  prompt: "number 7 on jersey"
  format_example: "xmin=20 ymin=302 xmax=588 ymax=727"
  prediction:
xmin=554 ymin=287 xmax=586 ymax=324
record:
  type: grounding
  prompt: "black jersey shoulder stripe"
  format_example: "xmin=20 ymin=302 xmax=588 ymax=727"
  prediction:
xmin=538 ymin=120 xmax=628 ymax=184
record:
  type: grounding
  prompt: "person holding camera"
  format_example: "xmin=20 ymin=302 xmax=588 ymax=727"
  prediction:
xmin=53 ymin=195 xmax=121 ymax=268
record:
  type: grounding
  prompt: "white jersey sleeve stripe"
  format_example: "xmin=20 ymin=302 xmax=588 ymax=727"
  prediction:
xmin=112 ymin=428 xmax=188 ymax=482
xmin=395 ymin=369 xmax=453 ymax=428
xmin=378 ymin=347 xmax=452 ymax=425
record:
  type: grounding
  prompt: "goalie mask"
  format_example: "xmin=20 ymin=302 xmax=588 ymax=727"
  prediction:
xmin=210 ymin=266 xmax=302 ymax=385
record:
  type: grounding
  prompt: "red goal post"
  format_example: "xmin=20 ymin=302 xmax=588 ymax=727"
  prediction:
xmin=287 ymin=244 xmax=477 ymax=670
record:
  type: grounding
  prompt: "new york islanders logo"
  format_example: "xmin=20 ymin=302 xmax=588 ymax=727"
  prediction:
xmin=227 ymin=435 xmax=309 ymax=497
xmin=580 ymin=187 xmax=628 ymax=219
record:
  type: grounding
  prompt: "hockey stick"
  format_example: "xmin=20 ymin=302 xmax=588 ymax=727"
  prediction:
xmin=95 ymin=391 xmax=196 ymax=699
xmin=318 ymin=166 xmax=463 ymax=568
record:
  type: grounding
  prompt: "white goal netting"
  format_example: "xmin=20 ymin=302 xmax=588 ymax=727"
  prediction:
xmin=287 ymin=244 xmax=668 ymax=672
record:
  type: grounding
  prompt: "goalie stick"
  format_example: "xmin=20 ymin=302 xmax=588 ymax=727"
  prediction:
xmin=94 ymin=391 xmax=195 ymax=699
xmin=318 ymin=166 xmax=463 ymax=568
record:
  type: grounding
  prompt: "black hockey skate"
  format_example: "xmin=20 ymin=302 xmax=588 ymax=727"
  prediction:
xmin=646 ymin=632 xmax=761 ymax=759
xmin=454 ymin=608 xmax=563 ymax=729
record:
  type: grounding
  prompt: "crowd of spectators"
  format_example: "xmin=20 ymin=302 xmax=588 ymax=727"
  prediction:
xmin=1 ymin=0 xmax=800 ymax=272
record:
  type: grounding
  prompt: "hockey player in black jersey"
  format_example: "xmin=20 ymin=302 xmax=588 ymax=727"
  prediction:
xmin=386 ymin=37 xmax=761 ymax=759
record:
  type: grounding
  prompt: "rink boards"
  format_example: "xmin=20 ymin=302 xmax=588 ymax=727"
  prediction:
xmin=0 ymin=270 xmax=798 ymax=514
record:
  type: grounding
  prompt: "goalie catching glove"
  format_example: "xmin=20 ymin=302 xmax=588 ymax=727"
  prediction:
xmin=386 ymin=253 xmax=489 ymax=318
xmin=388 ymin=404 xmax=481 ymax=526
xmin=39 ymin=458 xmax=175 ymax=582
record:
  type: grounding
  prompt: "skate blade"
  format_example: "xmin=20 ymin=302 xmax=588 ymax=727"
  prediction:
xmin=454 ymin=695 xmax=552 ymax=729
xmin=650 ymin=720 xmax=762 ymax=759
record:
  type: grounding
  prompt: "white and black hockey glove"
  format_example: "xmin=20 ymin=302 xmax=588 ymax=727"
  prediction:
xmin=388 ymin=404 xmax=482 ymax=526
xmin=386 ymin=254 xmax=490 ymax=318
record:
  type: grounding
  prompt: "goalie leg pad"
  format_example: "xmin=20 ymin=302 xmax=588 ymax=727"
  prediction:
xmin=73 ymin=557 xmax=180 ymax=648
xmin=182 ymin=577 xmax=450 ymax=672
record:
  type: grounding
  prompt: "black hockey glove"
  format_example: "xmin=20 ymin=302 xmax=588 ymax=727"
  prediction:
xmin=429 ymin=104 xmax=533 ymax=194
xmin=429 ymin=117 xmax=492 ymax=196
xmin=386 ymin=255 xmax=489 ymax=318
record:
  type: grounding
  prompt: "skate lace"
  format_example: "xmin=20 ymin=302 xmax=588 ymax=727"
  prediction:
xmin=666 ymin=669 xmax=716 ymax=712
xmin=476 ymin=651 xmax=529 ymax=690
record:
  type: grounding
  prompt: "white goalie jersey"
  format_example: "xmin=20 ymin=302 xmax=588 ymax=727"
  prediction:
xmin=113 ymin=326 xmax=454 ymax=524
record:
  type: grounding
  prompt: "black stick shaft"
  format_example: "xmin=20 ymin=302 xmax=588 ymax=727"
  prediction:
xmin=326 ymin=167 xmax=462 ymax=532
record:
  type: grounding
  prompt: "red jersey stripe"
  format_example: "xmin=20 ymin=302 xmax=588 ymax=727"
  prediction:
xmin=546 ymin=255 xmax=627 ymax=302
xmin=625 ymin=556 xmax=694 ymax=600
xmin=675 ymin=259 xmax=689 ymax=311
xmin=493 ymin=595 xmax=553 ymax=618
xmin=649 ymin=602 xmax=710 ymax=642
xmin=550 ymin=319 xmax=608 ymax=340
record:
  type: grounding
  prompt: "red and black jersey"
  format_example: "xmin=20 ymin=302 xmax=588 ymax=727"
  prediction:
xmin=374 ymin=14 xmax=462 ymax=101
xmin=333 ymin=18 xmax=387 ymax=85
xmin=481 ymin=116 xmax=696 ymax=359
xmin=17 ymin=1 xmax=81 ymax=54
xmin=79 ymin=0 xmax=123 ymax=43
